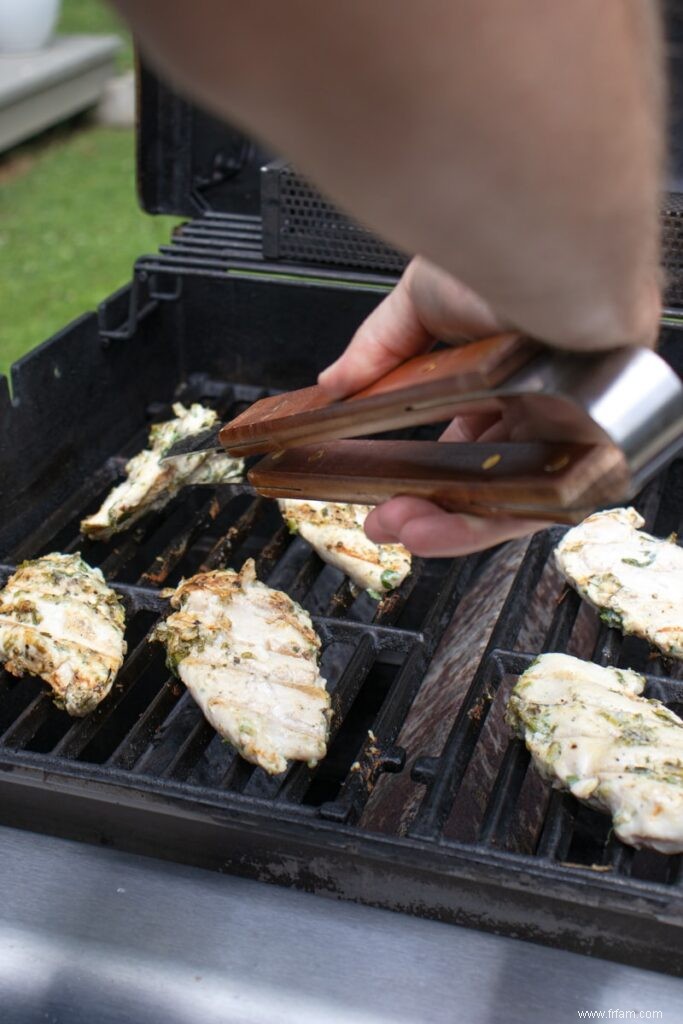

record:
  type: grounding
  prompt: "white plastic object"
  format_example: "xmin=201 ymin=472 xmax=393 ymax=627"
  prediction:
xmin=0 ymin=0 xmax=61 ymax=55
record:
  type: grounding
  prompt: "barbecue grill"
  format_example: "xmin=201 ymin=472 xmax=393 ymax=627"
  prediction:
xmin=2 ymin=52 xmax=683 ymax=984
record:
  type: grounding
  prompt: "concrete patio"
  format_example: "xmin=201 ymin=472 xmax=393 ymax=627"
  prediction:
xmin=0 ymin=33 xmax=120 ymax=152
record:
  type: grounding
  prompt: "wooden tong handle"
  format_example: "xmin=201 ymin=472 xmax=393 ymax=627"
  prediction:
xmin=249 ymin=440 xmax=630 ymax=524
xmin=220 ymin=332 xmax=535 ymax=455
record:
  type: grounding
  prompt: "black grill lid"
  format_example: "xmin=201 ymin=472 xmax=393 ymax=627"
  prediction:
xmin=136 ymin=62 xmax=272 ymax=218
xmin=136 ymin=61 xmax=407 ymax=275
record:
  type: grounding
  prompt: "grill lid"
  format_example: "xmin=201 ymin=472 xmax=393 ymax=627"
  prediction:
xmin=136 ymin=62 xmax=408 ymax=275
xmin=136 ymin=62 xmax=271 ymax=218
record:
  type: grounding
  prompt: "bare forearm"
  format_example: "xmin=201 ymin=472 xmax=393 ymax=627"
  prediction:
xmin=114 ymin=0 xmax=664 ymax=349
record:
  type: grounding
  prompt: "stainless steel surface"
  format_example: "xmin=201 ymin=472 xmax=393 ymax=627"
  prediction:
xmin=1 ymin=826 xmax=682 ymax=1024
xmin=497 ymin=345 xmax=683 ymax=482
xmin=163 ymin=422 xmax=224 ymax=460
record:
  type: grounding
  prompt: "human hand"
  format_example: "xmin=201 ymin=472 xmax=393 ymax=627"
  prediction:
xmin=317 ymin=257 xmax=548 ymax=557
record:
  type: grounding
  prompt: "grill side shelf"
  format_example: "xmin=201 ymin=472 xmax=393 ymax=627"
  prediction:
xmin=0 ymin=747 xmax=680 ymax=975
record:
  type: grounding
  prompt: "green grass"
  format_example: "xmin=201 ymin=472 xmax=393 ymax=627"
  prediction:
xmin=0 ymin=2 xmax=173 ymax=379
xmin=59 ymin=0 xmax=133 ymax=71
xmin=0 ymin=127 xmax=179 ymax=377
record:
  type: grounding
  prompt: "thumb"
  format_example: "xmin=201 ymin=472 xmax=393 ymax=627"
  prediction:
xmin=318 ymin=275 xmax=433 ymax=399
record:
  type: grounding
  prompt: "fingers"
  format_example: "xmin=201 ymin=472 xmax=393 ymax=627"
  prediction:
xmin=318 ymin=275 xmax=433 ymax=399
xmin=318 ymin=256 xmax=505 ymax=399
xmin=318 ymin=255 xmax=540 ymax=558
xmin=365 ymin=496 xmax=547 ymax=557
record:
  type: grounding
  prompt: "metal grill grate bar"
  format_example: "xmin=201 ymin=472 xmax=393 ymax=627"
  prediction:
xmin=535 ymin=792 xmax=576 ymax=860
xmin=408 ymin=532 xmax=555 ymax=840
xmin=320 ymin=643 xmax=426 ymax=823
xmin=139 ymin=491 xmax=235 ymax=587
xmin=107 ymin=675 xmax=182 ymax=770
xmin=199 ymin=497 xmax=266 ymax=571
xmin=161 ymin=717 xmax=216 ymax=781
xmin=0 ymin=692 xmax=53 ymax=749
xmin=258 ymin=633 xmax=378 ymax=803
xmin=132 ymin=690 xmax=201 ymax=776
xmin=477 ymin=738 xmax=531 ymax=845
xmin=51 ymin=628 xmax=160 ymax=759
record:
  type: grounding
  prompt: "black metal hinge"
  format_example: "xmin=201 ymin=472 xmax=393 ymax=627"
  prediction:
xmin=98 ymin=268 xmax=183 ymax=343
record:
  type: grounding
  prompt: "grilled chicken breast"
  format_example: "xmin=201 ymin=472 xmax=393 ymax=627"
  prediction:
xmin=0 ymin=553 xmax=126 ymax=716
xmin=280 ymin=499 xmax=411 ymax=596
xmin=555 ymin=507 xmax=683 ymax=658
xmin=152 ymin=559 xmax=331 ymax=775
xmin=81 ymin=403 xmax=244 ymax=541
xmin=507 ymin=653 xmax=683 ymax=853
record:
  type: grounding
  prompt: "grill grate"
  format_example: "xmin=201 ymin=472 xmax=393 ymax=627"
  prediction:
xmin=131 ymin=210 xmax=399 ymax=303
xmin=163 ymin=212 xmax=263 ymax=266
xmin=1 ymin=391 xmax=683 ymax=966
xmin=409 ymin=474 xmax=683 ymax=890
xmin=5 ymin=50 xmax=683 ymax=971
xmin=2 ymin=364 xmax=683 ymax=971
xmin=0 ymin=375 xmax=473 ymax=826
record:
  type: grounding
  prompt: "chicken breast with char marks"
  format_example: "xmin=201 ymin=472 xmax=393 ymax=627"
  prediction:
xmin=555 ymin=507 xmax=683 ymax=659
xmin=507 ymin=652 xmax=683 ymax=854
xmin=280 ymin=499 xmax=411 ymax=597
xmin=152 ymin=559 xmax=331 ymax=775
xmin=0 ymin=553 xmax=126 ymax=716
xmin=81 ymin=402 xmax=244 ymax=541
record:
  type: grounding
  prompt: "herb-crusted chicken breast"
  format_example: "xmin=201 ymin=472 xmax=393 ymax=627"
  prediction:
xmin=81 ymin=403 xmax=244 ymax=541
xmin=555 ymin=507 xmax=683 ymax=658
xmin=507 ymin=653 xmax=683 ymax=853
xmin=152 ymin=559 xmax=331 ymax=775
xmin=0 ymin=553 xmax=126 ymax=716
xmin=279 ymin=499 xmax=411 ymax=597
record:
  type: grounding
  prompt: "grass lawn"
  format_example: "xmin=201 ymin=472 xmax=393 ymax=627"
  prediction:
xmin=0 ymin=2 xmax=178 ymax=379
xmin=0 ymin=125 xmax=179 ymax=378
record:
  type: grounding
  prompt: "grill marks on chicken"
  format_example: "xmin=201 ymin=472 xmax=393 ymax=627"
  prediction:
xmin=152 ymin=559 xmax=331 ymax=775
xmin=280 ymin=499 xmax=411 ymax=596
xmin=0 ymin=553 xmax=126 ymax=716
xmin=81 ymin=403 xmax=244 ymax=541
xmin=507 ymin=653 xmax=683 ymax=854
xmin=555 ymin=507 xmax=683 ymax=659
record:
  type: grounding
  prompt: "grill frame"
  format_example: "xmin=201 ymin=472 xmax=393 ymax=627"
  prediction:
xmin=1 ymin=283 xmax=683 ymax=974
xmin=0 ymin=728 xmax=680 ymax=975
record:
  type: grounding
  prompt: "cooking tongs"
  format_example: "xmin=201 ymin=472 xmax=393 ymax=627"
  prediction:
xmin=169 ymin=332 xmax=683 ymax=523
